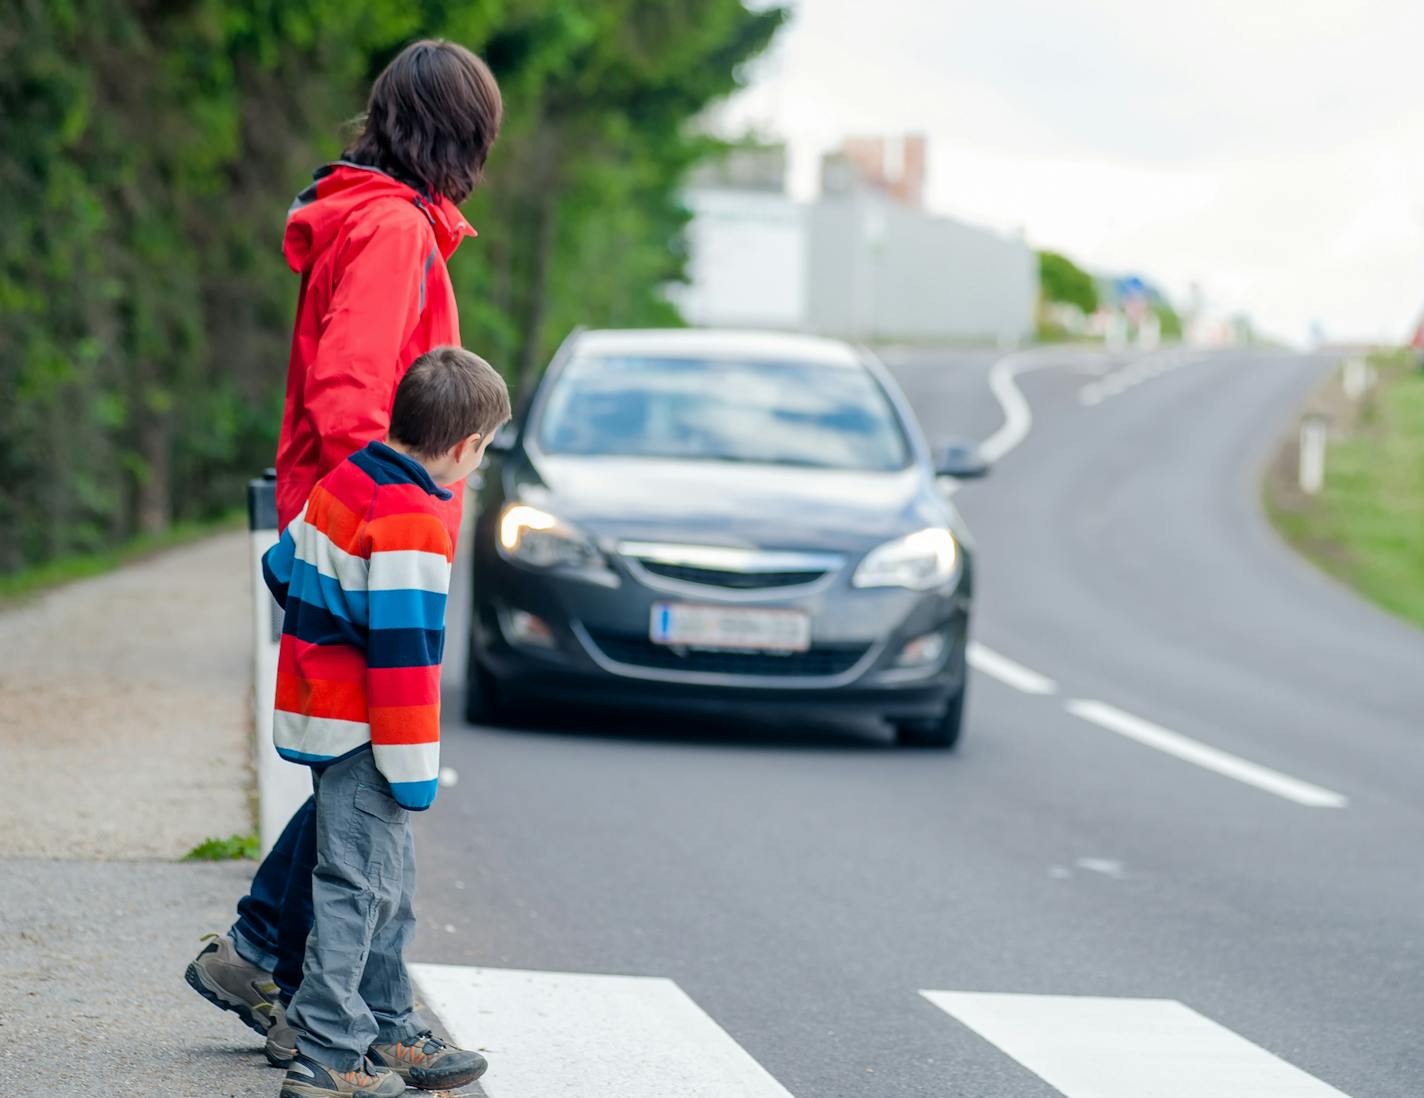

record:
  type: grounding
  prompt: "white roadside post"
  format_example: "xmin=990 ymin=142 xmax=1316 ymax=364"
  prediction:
xmin=248 ymin=471 xmax=312 ymax=854
xmin=1298 ymin=413 xmax=1328 ymax=496
xmin=1342 ymin=356 xmax=1371 ymax=400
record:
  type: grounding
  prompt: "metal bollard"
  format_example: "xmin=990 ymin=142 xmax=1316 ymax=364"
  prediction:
xmin=247 ymin=470 xmax=312 ymax=854
xmin=1298 ymin=414 xmax=1328 ymax=496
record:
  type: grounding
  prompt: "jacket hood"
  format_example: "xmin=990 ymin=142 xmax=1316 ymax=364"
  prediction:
xmin=282 ymin=162 xmax=476 ymax=274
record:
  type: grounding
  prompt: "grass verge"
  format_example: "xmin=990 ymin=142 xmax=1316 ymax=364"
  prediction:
xmin=1266 ymin=351 xmax=1424 ymax=629
xmin=0 ymin=510 xmax=244 ymax=605
xmin=183 ymin=833 xmax=260 ymax=862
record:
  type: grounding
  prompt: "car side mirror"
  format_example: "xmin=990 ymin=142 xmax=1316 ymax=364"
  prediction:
xmin=488 ymin=423 xmax=519 ymax=453
xmin=935 ymin=442 xmax=990 ymax=479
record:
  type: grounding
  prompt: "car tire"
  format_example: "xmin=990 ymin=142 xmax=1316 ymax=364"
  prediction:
xmin=894 ymin=682 xmax=966 ymax=749
xmin=463 ymin=650 xmax=506 ymax=726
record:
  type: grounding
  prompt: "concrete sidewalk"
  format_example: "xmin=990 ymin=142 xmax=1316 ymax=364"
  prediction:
xmin=0 ymin=533 xmax=480 ymax=1097
xmin=0 ymin=532 xmax=275 ymax=1095
xmin=0 ymin=860 xmax=275 ymax=1096
xmin=0 ymin=532 xmax=253 ymax=859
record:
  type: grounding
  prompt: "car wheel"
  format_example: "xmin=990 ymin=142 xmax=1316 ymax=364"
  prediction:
xmin=894 ymin=684 xmax=966 ymax=749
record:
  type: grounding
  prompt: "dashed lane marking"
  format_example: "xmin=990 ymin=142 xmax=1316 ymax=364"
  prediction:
xmin=967 ymin=642 xmax=1059 ymax=695
xmin=1066 ymin=698 xmax=1348 ymax=808
xmin=1079 ymin=349 xmax=1198 ymax=405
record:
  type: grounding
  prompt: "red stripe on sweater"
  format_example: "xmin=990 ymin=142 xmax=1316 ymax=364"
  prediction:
xmin=367 ymin=664 xmax=442 ymax=706
xmin=369 ymin=704 xmax=441 ymax=744
xmin=279 ymin=638 xmax=366 ymax=682
xmin=275 ymin=671 xmax=368 ymax=722
xmin=363 ymin=511 xmax=453 ymax=558
xmin=303 ymin=483 xmax=365 ymax=555
xmin=318 ymin=459 xmax=379 ymax=518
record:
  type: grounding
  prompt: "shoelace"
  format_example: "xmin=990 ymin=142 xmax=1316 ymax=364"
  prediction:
xmin=340 ymin=1058 xmax=384 ymax=1086
xmin=391 ymin=1032 xmax=445 ymax=1064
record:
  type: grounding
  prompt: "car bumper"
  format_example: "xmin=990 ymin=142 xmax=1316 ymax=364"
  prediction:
xmin=470 ymin=554 xmax=971 ymax=720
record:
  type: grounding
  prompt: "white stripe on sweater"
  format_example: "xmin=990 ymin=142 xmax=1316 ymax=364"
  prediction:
xmin=292 ymin=519 xmax=368 ymax=592
xmin=373 ymin=741 xmax=441 ymax=783
xmin=367 ymin=549 xmax=451 ymax=593
xmin=273 ymin=710 xmax=370 ymax=758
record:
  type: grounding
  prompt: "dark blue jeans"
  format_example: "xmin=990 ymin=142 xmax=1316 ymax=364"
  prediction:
xmin=229 ymin=796 xmax=317 ymax=1001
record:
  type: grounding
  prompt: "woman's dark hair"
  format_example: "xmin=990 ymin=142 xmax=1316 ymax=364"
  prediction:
xmin=344 ymin=39 xmax=502 ymax=205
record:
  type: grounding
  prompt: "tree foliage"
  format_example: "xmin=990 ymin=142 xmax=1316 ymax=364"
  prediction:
xmin=0 ymin=0 xmax=783 ymax=572
xmin=1038 ymin=249 xmax=1098 ymax=315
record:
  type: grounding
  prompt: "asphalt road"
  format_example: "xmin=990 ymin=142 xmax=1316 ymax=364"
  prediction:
xmin=415 ymin=346 xmax=1424 ymax=1098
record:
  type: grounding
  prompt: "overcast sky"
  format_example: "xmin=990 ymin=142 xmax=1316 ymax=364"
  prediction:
xmin=718 ymin=0 xmax=1424 ymax=344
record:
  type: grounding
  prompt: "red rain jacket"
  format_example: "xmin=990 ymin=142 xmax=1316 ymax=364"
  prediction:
xmin=275 ymin=162 xmax=476 ymax=531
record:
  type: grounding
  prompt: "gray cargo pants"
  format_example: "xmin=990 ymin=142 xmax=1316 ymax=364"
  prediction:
xmin=286 ymin=748 xmax=428 ymax=1070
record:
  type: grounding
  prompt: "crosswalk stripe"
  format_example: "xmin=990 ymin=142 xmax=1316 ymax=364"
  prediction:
xmin=410 ymin=963 xmax=795 ymax=1098
xmin=921 ymin=991 xmax=1351 ymax=1097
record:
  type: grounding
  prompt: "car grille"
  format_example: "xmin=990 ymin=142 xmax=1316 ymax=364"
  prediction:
xmin=584 ymin=629 xmax=868 ymax=678
xmin=637 ymin=561 xmax=827 ymax=589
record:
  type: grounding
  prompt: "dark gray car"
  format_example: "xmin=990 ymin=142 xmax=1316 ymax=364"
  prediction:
xmin=465 ymin=329 xmax=983 ymax=746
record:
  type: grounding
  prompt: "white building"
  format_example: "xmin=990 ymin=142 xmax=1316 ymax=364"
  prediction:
xmin=669 ymin=142 xmax=1036 ymax=345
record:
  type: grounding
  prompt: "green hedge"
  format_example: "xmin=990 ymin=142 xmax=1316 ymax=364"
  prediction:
xmin=1 ymin=0 xmax=783 ymax=574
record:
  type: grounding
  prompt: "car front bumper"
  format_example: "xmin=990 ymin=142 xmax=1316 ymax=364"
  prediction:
xmin=470 ymin=552 xmax=971 ymax=721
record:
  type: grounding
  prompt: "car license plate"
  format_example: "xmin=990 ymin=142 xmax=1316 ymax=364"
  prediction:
xmin=650 ymin=603 xmax=811 ymax=652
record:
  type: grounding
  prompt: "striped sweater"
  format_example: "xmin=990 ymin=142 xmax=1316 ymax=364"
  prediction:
xmin=262 ymin=441 xmax=454 ymax=810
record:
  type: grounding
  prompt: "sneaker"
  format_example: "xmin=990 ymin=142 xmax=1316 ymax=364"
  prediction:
xmin=264 ymin=1001 xmax=298 ymax=1068
xmin=279 ymin=1053 xmax=406 ymax=1098
xmin=369 ymin=1031 xmax=488 ymax=1090
xmin=184 ymin=932 xmax=281 ymax=1037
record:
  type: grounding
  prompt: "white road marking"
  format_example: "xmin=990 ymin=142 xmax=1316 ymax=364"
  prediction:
xmin=1079 ymin=349 xmax=1198 ymax=405
xmin=1073 ymin=857 xmax=1125 ymax=879
xmin=979 ymin=353 xmax=1039 ymax=463
xmin=410 ymin=964 xmax=795 ymax=1098
xmin=921 ymin=991 xmax=1351 ymax=1097
xmin=1066 ymin=699 xmax=1348 ymax=808
xmin=967 ymin=642 xmax=1059 ymax=695
xmin=438 ymin=766 xmax=459 ymax=787
xmin=979 ymin=348 xmax=1114 ymax=463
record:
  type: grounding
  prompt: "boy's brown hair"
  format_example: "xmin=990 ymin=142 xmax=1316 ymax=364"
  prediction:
xmin=390 ymin=346 xmax=511 ymax=458
xmin=345 ymin=39 xmax=502 ymax=204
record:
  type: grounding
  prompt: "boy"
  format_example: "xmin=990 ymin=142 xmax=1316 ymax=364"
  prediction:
xmin=264 ymin=347 xmax=511 ymax=1098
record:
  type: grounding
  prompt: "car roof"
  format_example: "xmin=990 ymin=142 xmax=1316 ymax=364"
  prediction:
xmin=570 ymin=328 xmax=865 ymax=369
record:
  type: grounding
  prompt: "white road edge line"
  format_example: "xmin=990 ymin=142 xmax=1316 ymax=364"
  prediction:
xmin=967 ymin=642 xmax=1058 ymax=695
xmin=1065 ymin=699 xmax=1348 ymax=808
xmin=921 ymin=991 xmax=1353 ymax=1098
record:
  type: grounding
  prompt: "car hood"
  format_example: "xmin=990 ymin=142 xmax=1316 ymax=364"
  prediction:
xmin=507 ymin=454 xmax=947 ymax=555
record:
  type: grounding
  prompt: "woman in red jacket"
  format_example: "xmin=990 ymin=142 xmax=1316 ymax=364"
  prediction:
xmin=185 ymin=39 xmax=501 ymax=1089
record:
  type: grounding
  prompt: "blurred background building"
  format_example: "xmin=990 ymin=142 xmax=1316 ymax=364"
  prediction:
xmin=670 ymin=136 xmax=1036 ymax=345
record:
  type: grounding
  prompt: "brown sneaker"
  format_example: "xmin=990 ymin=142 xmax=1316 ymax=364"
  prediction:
xmin=279 ymin=1053 xmax=406 ymax=1097
xmin=369 ymin=1031 xmax=488 ymax=1090
xmin=264 ymin=1001 xmax=298 ymax=1068
xmin=184 ymin=932 xmax=282 ymax=1037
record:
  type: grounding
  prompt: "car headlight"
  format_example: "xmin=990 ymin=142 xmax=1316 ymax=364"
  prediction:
xmin=852 ymin=528 xmax=959 ymax=591
xmin=497 ymin=503 xmax=603 ymax=571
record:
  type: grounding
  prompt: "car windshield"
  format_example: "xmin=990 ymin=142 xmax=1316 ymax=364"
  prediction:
xmin=536 ymin=354 xmax=911 ymax=471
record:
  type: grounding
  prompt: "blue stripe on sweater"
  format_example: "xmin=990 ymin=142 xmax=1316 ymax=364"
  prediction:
xmin=281 ymin=597 xmax=366 ymax=649
xmin=388 ymin=777 xmax=438 ymax=811
xmin=368 ymin=587 xmax=446 ymax=632
xmin=280 ymin=597 xmax=442 ymax=666
xmin=287 ymin=559 xmax=369 ymax=624
xmin=367 ymin=626 xmax=445 ymax=668
xmin=262 ymin=529 xmax=297 ymax=609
